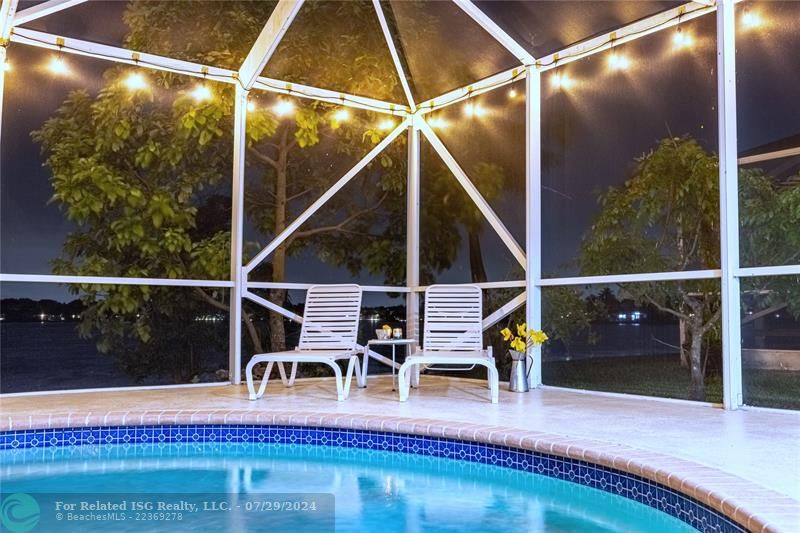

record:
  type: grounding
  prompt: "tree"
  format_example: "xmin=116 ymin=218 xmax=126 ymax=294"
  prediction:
xmin=581 ymin=136 xmax=800 ymax=400
xmin=33 ymin=1 xmax=494 ymax=381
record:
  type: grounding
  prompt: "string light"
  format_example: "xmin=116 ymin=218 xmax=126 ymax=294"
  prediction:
xmin=463 ymin=102 xmax=488 ymax=118
xmin=333 ymin=108 xmax=349 ymax=122
xmin=608 ymin=52 xmax=631 ymax=71
xmin=741 ymin=9 xmax=762 ymax=30
xmin=190 ymin=83 xmax=212 ymax=102
xmin=427 ymin=117 xmax=449 ymax=129
xmin=550 ymin=72 xmax=574 ymax=91
xmin=123 ymin=72 xmax=148 ymax=91
xmin=247 ymin=101 xmax=256 ymax=112
xmin=273 ymin=99 xmax=295 ymax=117
xmin=378 ymin=119 xmax=395 ymax=130
xmin=47 ymin=56 xmax=70 ymax=76
xmin=508 ymin=88 xmax=518 ymax=99
xmin=2 ymin=60 xmax=10 ymax=72
xmin=672 ymin=27 xmax=694 ymax=50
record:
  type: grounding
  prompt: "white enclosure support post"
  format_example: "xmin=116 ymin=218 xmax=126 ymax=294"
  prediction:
xmin=229 ymin=85 xmax=248 ymax=385
xmin=0 ymin=45 xmax=6 ymax=148
xmin=0 ymin=0 xmax=17 ymax=148
xmin=525 ymin=66 xmax=543 ymax=388
xmin=716 ymin=0 xmax=743 ymax=410
xmin=406 ymin=121 xmax=421 ymax=343
xmin=373 ymin=0 xmax=416 ymax=112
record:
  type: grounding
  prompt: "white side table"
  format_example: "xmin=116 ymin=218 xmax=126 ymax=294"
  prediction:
xmin=364 ymin=339 xmax=416 ymax=391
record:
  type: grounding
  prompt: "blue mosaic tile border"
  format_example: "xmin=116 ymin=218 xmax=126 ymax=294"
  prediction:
xmin=0 ymin=424 xmax=745 ymax=533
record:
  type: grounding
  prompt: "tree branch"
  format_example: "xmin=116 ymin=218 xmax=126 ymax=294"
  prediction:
xmin=640 ymin=292 xmax=692 ymax=322
xmin=287 ymin=188 xmax=312 ymax=203
xmin=247 ymin=146 xmax=279 ymax=170
xmin=193 ymin=287 xmax=230 ymax=313
xmin=288 ymin=192 xmax=389 ymax=243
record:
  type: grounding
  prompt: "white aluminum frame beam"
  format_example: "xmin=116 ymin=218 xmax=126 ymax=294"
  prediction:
xmin=406 ymin=122 xmax=421 ymax=343
xmin=243 ymin=117 xmax=410 ymax=273
xmin=525 ymin=66 xmax=543 ymax=387
xmin=420 ymin=1 xmax=712 ymax=114
xmin=373 ymin=0 xmax=416 ymax=112
xmin=229 ymin=85 xmax=248 ymax=385
xmin=417 ymin=118 xmax=527 ymax=268
xmin=12 ymin=0 xmax=84 ymax=26
xmin=736 ymin=265 xmax=800 ymax=278
xmin=246 ymin=281 xmax=411 ymax=293
xmin=239 ymin=0 xmax=304 ymax=90
xmin=738 ymin=146 xmax=800 ymax=165
xmin=537 ymin=269 xmax=722 ymax=287
xmin=0 ymin=273 xmax=234 ymax=287
xmin=717 ymin=0 xmax=743 ymax=410
xmin=0 ymin=0 xmax=18 ymax=39
xmin=9 ymin=28 xmax=408 ymax=116
xmin=412 ymin=280 xmax=526 ymax=292
xmin=452 ymin=0 xmax=535 ymax=66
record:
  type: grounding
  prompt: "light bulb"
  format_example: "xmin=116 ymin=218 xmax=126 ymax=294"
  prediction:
xmin=508 ymin=88 xmax=518 ymax=99
xmin=741 ymin=10 xmax=762 ymax=29
xmin=464 ymin=102 xmax=475 ymax=117
xmin=2 ymin=60 xmax=10 ymax=72
xmin=608 ymin=53 xmax=631 ymax=71
xmin=427 ymin=117 xmax=449 ymax=129
xmin=191 ymin=84 xmax=212 ymax=102
xmin=334 ymin=109 xmax=349 ymax=122
xmin=550 ymin=73 xmax=574 ymax=90
xmin=378 ymin=119 xmax=395 ymax=130
xmin=48 ymin=56 xmax=70 ymax=76
xmin=124 ymin=72 xmax=148 ymax=91
xmin=473 ymin=104 xmax=488 ymax=118
xmin=672 ymin=29 xmax=694 ymax=50
xmin=273 ymin=99 xmax=295 ymax=117
xmin=246 ymin=101 xmax=256 ymax=112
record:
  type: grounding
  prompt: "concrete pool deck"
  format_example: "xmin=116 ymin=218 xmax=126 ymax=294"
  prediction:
xmin=1 ymin=376 xmax=798 ymax=531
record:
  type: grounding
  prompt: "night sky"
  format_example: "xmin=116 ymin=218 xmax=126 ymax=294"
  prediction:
xmin=1 ymin=1 xmax=798 ymax=302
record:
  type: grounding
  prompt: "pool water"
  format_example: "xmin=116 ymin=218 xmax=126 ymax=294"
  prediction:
xmin=0 ymin=442 xmax=695 ymax=532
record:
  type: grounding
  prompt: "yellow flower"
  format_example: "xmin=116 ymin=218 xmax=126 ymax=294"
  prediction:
xmin=516 ymin=323 xmax=527 ymax=337
xmin=529 ymin=330 xmax=549 ymax=346
xmin=500 ymin=327 xmax=513 ymax=341
xmin=510 ymin=337 xmax=526 ymax=352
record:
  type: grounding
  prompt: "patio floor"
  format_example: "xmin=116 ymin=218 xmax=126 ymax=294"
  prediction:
xmin=2 ymin=375 xmax=798 ymax=531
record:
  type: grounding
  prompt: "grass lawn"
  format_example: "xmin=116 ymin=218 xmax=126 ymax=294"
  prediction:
xmin=541 ymin=354 xmax=799 ymax=411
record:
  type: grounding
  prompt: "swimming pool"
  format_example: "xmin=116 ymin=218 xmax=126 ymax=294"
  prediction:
xmin=0 ymin=425 xmax=744 ymax=532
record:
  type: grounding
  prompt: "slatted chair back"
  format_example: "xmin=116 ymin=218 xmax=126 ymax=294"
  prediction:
xmin=298 ymin=284 xmax=363 ymax=351
xmin=423 ymin=285 xmax=483 ymax=353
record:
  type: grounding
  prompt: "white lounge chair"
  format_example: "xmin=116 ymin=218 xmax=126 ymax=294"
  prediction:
xmin=245 ymin=284 xmax=365 ymax=402
xmin=398 ymin=284 xmax=499 ymax=403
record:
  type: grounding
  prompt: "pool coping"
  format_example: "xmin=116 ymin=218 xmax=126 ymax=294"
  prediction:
xmin=2 ymin=409 xmax=798 ymax=532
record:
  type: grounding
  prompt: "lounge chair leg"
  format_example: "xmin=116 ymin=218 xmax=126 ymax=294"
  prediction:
xmin=276 ymin=362 xmax=289 ymax=385
xmin=288 ymin=362 xmax=298 ymax=386
xmin=343 ymin=356 xmax=358 ymax=399
xmin=398 ymin=361 xmax=412 ymax=402
xmin=360 ymin=348 xmax=369 ymax=387
xmin=245 ymin=358 xmax=258 ymax=400
xmin=353 ymin=355 xmax=365 ymax=388
xmin=328 ymin=361 xmax=345 ymax=401
xmin=486 ymin=363 xmax=499 ymax=403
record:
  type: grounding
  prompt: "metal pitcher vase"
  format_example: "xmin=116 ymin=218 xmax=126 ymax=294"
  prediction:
xmin=508 ymin=350 xmax=530 ymax=392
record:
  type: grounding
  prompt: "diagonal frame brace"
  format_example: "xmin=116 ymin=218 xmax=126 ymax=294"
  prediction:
xmin=417 ymin=118 xmax=527 ymax=268
xmin=243 ymin=289 xmax=303 ymax=323
xmin=239 ymin=0 xmax=304 ymax=90
xmin=244 ymin=116 xmax=411 ymax=273
xmin=451 ymin=0 xmax=535 ymax=66
xmin=372 ymin=0 xmax=416 ymax=112
xmin=482 ymin=291 xmax=526 ymax=330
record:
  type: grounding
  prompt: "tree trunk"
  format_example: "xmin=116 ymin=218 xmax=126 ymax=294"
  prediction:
xmin=688 ymin=324 xmax=705 ymax=401
xmin=679 ymin=318 xmax=689 ymax=368
xmin=268 ymin=127 xmax=290 ymax=352
xmin=467 ymin=229 xmax=488 ymax=284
